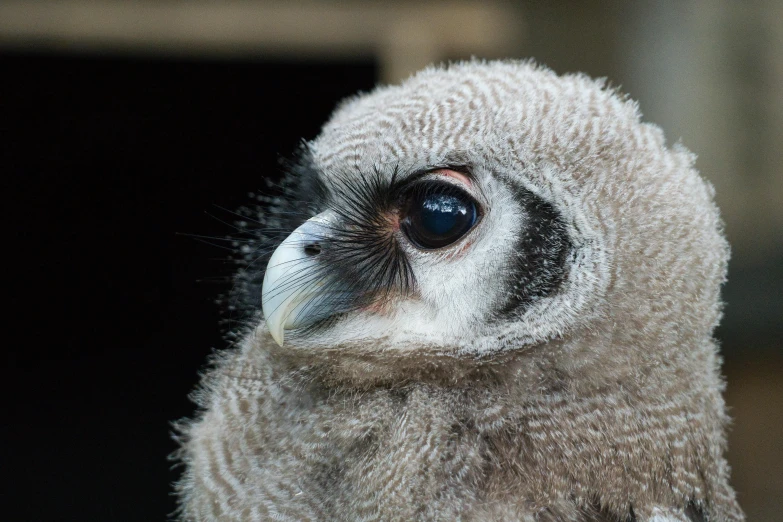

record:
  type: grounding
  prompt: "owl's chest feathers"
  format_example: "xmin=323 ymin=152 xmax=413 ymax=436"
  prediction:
xmin=276 ymin=380 xmax=515 ymax=518
xmin=254 ymin=370 xmax=706 ymax=520
xmin=208 ymin=339 xmax=727 ymax=520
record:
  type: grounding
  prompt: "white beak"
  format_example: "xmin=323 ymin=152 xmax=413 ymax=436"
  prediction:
xmin=261 ymin=213 xmax=333 ymax=346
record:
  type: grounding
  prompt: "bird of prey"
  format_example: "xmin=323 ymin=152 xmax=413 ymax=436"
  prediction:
xmin=175 ymin=61 xmax=743 ymax=522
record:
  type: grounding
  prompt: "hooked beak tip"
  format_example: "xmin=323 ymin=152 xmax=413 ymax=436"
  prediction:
xmin=261 ymin=211 xmax=337 ymax=349
xmin=267 ymin=320 xmax=285 ymax=347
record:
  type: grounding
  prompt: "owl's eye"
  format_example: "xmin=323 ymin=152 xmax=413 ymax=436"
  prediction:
xmin=400 ymin=183 xmax=479 ymax=250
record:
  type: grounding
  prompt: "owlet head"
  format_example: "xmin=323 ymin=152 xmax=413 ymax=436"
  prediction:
xmin=254 ymin=60 xmax=726 ymax=365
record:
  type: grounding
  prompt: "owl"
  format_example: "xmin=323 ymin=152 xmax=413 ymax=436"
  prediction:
xmin=174 ymin=61 xmax=743 ymax=521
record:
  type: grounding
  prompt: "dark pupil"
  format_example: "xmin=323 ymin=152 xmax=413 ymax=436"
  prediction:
xmin=404 ymin=188 xmax=478 ymax=249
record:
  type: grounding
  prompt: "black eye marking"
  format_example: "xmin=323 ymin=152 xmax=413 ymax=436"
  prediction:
xmin=493 ymin=177 xmax=571 ymax=318
xmin=399 ymin=181 xmax=480 ymax=250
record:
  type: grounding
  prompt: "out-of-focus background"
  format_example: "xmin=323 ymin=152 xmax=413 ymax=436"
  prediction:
xmin=2 ymin=1 xmax=780 ymax=520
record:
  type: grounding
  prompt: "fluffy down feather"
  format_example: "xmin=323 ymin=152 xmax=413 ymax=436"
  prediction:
xmin=174 ymin=61 xmax=742 ymax=521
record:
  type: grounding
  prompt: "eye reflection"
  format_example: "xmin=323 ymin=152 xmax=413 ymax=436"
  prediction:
xmin=401 ymin=184 xmax=479 ymax=250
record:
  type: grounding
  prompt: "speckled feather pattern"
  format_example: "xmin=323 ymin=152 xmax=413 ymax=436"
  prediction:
xmin=174 ymin=61 xmax=742 ymax=521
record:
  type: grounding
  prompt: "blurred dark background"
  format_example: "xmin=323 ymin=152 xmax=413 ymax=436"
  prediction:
xmin=2 ymin=2 xmax=780 ymax=520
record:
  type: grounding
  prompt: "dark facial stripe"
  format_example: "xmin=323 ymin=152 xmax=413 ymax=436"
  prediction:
xmin=232 ymin=148 xmax=422 ymax=334
xmin=493 ymin=176 xmax=571 ymax=319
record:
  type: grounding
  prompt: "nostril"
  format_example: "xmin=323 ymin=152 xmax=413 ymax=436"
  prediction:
xmin=303 ymin=242 xmax=321 ymax=256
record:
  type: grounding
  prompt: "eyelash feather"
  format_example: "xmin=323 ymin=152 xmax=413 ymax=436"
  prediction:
xmin=227 ymin=154 xmax=417 ymax=336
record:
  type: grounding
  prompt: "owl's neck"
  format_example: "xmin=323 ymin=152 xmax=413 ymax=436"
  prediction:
xmin=222 ymin=333 xmax=741 ymax=520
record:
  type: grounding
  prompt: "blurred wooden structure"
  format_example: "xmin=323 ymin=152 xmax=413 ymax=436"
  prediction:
xmin=0 ymin=0 xmax=523 ymax=83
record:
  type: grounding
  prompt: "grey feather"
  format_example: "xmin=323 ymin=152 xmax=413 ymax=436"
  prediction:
xmin=174 ymin=60 xmax=743 ymax=521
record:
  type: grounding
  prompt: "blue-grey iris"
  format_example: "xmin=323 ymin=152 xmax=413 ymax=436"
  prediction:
xmin=401 ymin=184 xmax=479 ymax=249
